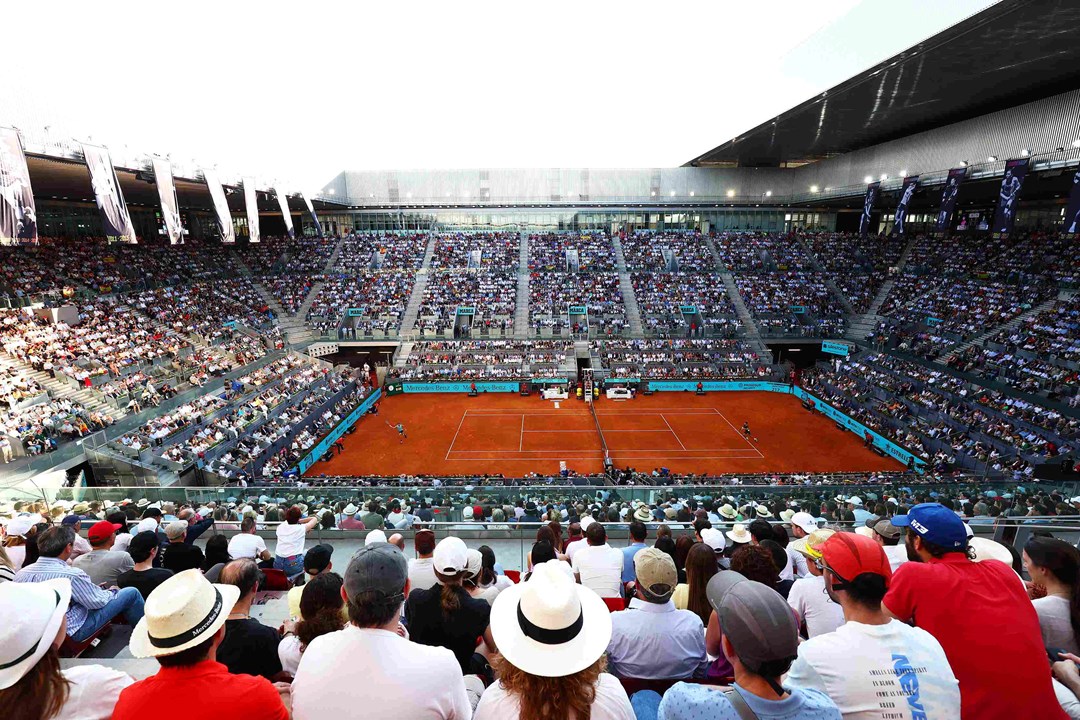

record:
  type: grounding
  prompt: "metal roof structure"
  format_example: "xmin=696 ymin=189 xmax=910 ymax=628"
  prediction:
xmin=686 ymin=0 xmax=1080 ymax=168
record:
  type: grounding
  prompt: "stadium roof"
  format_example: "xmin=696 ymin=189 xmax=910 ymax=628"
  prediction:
xmin=686 ymin=0 xmax=1080 ymax=169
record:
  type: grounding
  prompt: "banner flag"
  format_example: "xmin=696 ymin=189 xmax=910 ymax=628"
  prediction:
xmin=0 ymin=126 xmax=38 ymax=244
xmin=1064 ymin=168 xmax=1080 ymax=235
xmin=243 ymin=177 xmax=260 ymax=243
xmin=151 ymin=156 xmax=183 ymax=244
xmin=935 ymin=167 xmax=966 ymax=233
xmin=201 ymin=169 xmax=235 ymax=244
xmin=275 ymin=187 xmax=294 ymax=238
xmin=992 ymin=158 xmax=1029 ymax=234
xmin=859 ymin=181 xmax=880 ymax=236
xmin=82 ymin=143 xmax=137 ymax=243
xmin=893 ymin=175 xmax=919 ymax=235
xmin=301 ymin=193 xmax=323 ymax=237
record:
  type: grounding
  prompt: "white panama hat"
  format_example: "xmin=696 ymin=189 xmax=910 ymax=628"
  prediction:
xmin=725 ymin=523 xmax=752 ymax=544
xmin=0 ymin=578 xmax=71 ymax=690
xmin=129 ymin=569 xmax=240 ymax=659
xmin=488 ymin=559 xmax=611 ymax=678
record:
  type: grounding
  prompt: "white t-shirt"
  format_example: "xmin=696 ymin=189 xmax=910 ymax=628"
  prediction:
xmin=787 ymin=619 xmax=961 ymax=720
xmin=112 ymin=534 xmax=132 ymax=555
xmin=275 ymin=523 xmax=307 ymax=557
xmin=292 ymin=625 xmax=471 ymax=720
xmin=565 ymin=538 xmax=586 ymax=562
xmin=571 ymin=544 xmax=624 ymax=598
xmin=474 ymin=672 xmax=633 ymax=720
xmin=229 ymin=532 xmax=268 ymax=560
xmin=787 ymin=574 xmax=845 ymax=638
xmin=1033 ymin=595 xmax=1080 ymax=655
xmin=58 ymin=664 xmax=134 ymax=720
xmin=783 ymin=546 xmax=809 ymax=581
xmin=408 ymin=557 xmax=438 ymax=591
xmin=883 ymin=544 xmax=908 ymax=573
xmin=278 ymin=633 xmax=302 ymax=676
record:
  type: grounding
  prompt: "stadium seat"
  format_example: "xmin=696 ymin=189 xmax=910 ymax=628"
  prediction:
xmin=59 ymin=622 xmax=113 ymax=658
xmin=603 ymin=597 xmax=626 ymax=613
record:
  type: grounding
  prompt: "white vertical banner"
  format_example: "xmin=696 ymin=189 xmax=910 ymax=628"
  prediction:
xmin=0 ymin=126 xmax=38 ymax=244
xmin=151 ymin=156 xmax=183 ymax=244
xmin=275 ymin=187 xmax=294 ymax=238
xmin=243 ymin=177 xmax=260 ymax=243
xmin=301 ymin=192 xmax=323 ymax=237
xmin=202 ymin=168 xmax=235 ymax=244
xmin=82 ymin=143 xmax=137 ymax=243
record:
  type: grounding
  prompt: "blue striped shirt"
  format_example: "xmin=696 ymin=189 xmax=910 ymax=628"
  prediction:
xmin=14 ymin=557 xmax=116 ymax=635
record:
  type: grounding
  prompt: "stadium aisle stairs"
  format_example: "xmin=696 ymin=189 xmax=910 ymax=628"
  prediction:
xmin=793 ymin=235 xmax=855 ymax=315
xmin=702 ymin=234 xmax=724 ymax=272
xmin=399 ymin=237 xmax=437 ymax=338
xmin=610 ymin=235 xmax=644 ymax=337
xmin=849 ymin=234 xmax=919 ymax=340
xmin=718 ymin=272 xmax=761 ymax=341
xmin=936 ymin=291 xmax=1069 ymax=365
xmin=514 ymin=231 xmax=530 ymax=339
xmin=0 ymin=353 xmax=127 ymax=423
xmin=394 ymin=341 xmax=414 ymax=368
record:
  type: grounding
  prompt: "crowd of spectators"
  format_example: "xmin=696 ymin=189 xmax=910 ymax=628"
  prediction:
xmin=802 ymin=233 xmax=905 ymax=313
xmin=418 ymin=272 xmax=516 ymax=335
xmin=631 ymin=273 xmax=738 ymax=337
xmin=399 ymin=341 xmax=569 ymax=381
xmin=595 ymin=339 xmax=767 ymax=380
xmin=431 ymin=232 xmax=519 ymax=269
xmin=621 ymin=231 xmax=715 ymax=272
xmin=529 ymin=272 xmax=624 ymax=335
xmin=335 ymin=232 xmax=427 ymax=272
xmin=528 ymin=232 xmax=616 ymax=272
xmin=305 ymin=273 xmax=414 ymax=336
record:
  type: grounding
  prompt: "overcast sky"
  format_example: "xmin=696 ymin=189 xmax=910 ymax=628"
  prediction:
xmin=2 ymin=0 xmax=996 ymax=193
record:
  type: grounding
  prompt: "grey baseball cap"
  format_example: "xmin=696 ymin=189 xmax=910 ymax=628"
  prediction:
xmin=344 ymin=543 xmax=408 ymax=607
xmin=714 ymin=578 xmax=799 ymax=674
xmin=706 ymin=570 xmax=748 ymax=612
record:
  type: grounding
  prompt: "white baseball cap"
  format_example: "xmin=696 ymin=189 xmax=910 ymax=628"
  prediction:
xmin=700 ymin=527 xmax=726 ymax=552
xmin=433 ymin=536 xmax=469 ymax=575
xmin=790 ymin=512 xmax=819 ymax=535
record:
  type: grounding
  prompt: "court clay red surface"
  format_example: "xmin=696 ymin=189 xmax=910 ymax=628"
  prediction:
xmin=305 ymin=391 xmax=904 ymax=477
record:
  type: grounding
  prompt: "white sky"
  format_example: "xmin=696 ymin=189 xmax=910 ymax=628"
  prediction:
xmin=3 ymin=0 xmax=996 ymax=193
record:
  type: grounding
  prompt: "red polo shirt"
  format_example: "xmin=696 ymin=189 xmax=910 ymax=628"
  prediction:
xmin=111 ymin=660 xmax=287 ymax=720
xmin=883 ymin=553 xmax=1066 ymax=720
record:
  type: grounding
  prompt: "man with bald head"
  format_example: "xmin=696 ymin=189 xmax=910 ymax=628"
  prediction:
xmin=217 ymin=559 xmax=286 ymax=680
xmin=387 ymin=533 xmax=406 ymax=551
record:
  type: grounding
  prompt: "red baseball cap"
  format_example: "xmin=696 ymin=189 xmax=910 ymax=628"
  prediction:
xmin=821 ymin=532 xmax=892 ymax=587
xmin=87 ymin=521 xmax=123 ymax=543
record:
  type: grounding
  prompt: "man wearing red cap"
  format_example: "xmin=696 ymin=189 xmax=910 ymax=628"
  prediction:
xmin=786 ymin=532 xmax=960 ymax=719
xmin=73 ymin=520 xmax=135 ymax=587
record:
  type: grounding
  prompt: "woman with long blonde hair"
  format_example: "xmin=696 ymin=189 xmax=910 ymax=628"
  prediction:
xmin=475 ymin=559 xmax=633 ymax=720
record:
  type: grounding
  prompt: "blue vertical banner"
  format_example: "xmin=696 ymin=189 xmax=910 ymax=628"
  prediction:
xmin=893 ymin=176 xmax=919 ymax=235
xmin=992 ymin=158 xmax=1029 ymax=234
xmin=860 ymin=182 xmax=880 ymax=236
xmin=1064 ymin=169 xmax=1080 ymax=235
xmin=935 ymin=167 xmax=966 ymax=233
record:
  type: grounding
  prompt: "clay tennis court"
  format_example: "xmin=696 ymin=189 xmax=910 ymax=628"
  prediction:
xmin=305 ymin=391 xmax=905 ymax=477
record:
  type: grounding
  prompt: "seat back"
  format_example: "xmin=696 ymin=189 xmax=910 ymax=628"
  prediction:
xmin=602 ymin=597 xmax=626 ymax=613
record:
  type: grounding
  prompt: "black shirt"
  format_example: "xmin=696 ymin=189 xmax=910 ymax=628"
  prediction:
xmin=161 ymin=542 xmax=204 ymax=574
xmin=217 ymin=618 xmax=283 ymax=679
xmin=405 ymin=586 xmax=490 ymax=674
xmin=116 ymin=567 xmax=174 ymax=600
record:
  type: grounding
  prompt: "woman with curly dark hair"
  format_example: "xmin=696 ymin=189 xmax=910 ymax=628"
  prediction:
xmin=730 ymin=543 xmax=781 ymax=589
xmin=475 ymin=560 xmax=633 ymax=719
xmin=277 ymin=573 xmax=345 ymax=675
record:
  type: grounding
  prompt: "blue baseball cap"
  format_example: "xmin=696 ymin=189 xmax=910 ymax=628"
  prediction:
xmin=891 ymin=503 xmax=967 ymax=550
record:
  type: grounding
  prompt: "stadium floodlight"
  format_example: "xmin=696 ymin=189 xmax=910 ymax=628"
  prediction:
xmin=880 ymin=174 xmax=888 ymax=181
xmin=959 ymin=161 xmax=968 ymax=167
xmin=899 ymin=170 xmax=907 ymax=177
xmin=669 ymin=190 xmax=676 ymax=197
xmin=328 ymin=189 xmax=335 ymax=195
xmin=1020 ymin=150 xmax=1029 ymax=158
xmin=689 ymin=191 xmax=695 ymax=197
xmin=406 ymin=192 xmax=412 ymax=198
xmin=864 ymin=176 xmax=873 ymax=183
xmin=810 ymin=185 xmax=819 ymax=193
xmin=987 ymin=155 xmax=997 ymax=162
xmin=726 ymin=189 xmax=735 ymax=198
xmin=1073 ymin=139 xmax=1080 ymax=148
xmin=765 ymin=190 xmax=772 ymax=197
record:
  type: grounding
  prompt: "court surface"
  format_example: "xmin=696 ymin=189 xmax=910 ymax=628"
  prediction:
xmin=305 ymin=391 xmax=904 ymax=477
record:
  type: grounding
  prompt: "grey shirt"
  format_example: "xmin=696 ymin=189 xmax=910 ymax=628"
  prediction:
xmin=72 ymin=549 xmax=135 ymax=587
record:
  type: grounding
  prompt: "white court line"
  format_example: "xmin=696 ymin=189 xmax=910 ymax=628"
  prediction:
xmin=519 ymin=415 xmax=524 ymax=451
xmin=710 ymin=407 xmax=763 ymax=456
xmin=445 ymin=453 xmax=766 ymax=460
xmin=444 ymin=411 xmax=469 ymax=461
xmin=660 ymin=414 xmax=687 ymax=450
xmin=447 ymin=447 xmax=759 ymax=454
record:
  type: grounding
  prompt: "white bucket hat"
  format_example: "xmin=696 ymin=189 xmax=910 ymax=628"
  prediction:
xmin=489 ymin=559 xmax=611 ymax=677
xmin=725 ymin=523 xmax=752 ymax=545
xmin=0 ymin=578 xmax=71 ymax=689
xmin=129 ymin=569 xmax=240 ymax=658
xmin=343 ymin=503 xmax=359 ymax=516
xmin=365 ymin=529 xmax=388 ymax=546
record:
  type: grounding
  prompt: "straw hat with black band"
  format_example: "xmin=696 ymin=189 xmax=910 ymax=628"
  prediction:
xmin=129 ymin=569 xmax=240 ymax=658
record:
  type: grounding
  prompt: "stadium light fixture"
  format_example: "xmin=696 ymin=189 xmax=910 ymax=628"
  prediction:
xmin=899 ymin=170 xmax=907 ymax=177
xmin=1020 ymin=149 xmax=1029 ymax=157
xmin=726 ymin=190 xmax=735 ymax=198
xmin=650 ymin=191 xmax=657 ymax=197
xmin=406 ymin=192 xmax=412 ymax=198
xmin=864 ymin=176 xmax=873 ymax=183
xmin=689 ymin=191 xmax=695 ymax=197
xmin=987 ymin=155 xmax=997 ymax=162
xmin=959 ymin=161 xmax=968 ymax=167
xmin=669 ymin=190 xmax=676 ymax=197
xmin=328 ymin=189 xmax=335 ymax=195
xmin=1073 ymin=139 xmax=1080 ymax=148
xmin=765 ymin=190 xmax=772 ymax=197
xmin=810 ymin=185 xmax=819 ymax=193
xmin=880 ymin=174 xmax=888 ymax=181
